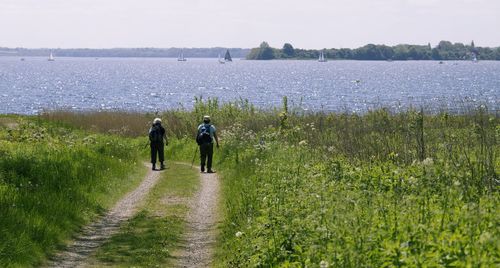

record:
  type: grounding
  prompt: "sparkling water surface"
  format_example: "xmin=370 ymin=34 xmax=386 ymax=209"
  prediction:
xmin=0 ymin=57 xmax=498 ymax=114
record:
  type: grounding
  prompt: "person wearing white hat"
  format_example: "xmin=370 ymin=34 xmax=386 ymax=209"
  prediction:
xmin=148 ymin=118 xmax=168 ymax=170
xmin=196 ymin=115 xmax=219 ymax=173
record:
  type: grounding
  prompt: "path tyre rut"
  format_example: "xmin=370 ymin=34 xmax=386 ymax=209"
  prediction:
xmin=172 ymin=168 xmax=221 ymax=268
xmin=46 ymin=163 xmax=161 ymax=268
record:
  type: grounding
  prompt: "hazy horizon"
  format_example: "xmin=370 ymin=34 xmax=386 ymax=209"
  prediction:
xmin=1 ymin=0 xmax=499 ymax=49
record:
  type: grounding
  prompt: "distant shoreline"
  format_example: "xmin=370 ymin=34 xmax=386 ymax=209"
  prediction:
xmin=0 ymin=47 xmax=251 ymax=59
xmin=2 ymin=40 xmax=500 ymax=60
xmin=2 ymin=55 xmax=498 ymax=61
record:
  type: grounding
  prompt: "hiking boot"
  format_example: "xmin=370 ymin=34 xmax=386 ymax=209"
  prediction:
xmin=152 ymin=164 xmax=156 ymax=170
xmin=207 ymin=170 xmax=216 ymax=173
xmin=160 ymin=163 xmax=166 ymax=170
xmin=201 ymin=165 xmax=205 ymax=173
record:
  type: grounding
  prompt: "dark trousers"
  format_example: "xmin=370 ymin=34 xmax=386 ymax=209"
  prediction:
xmin=150 ymin=142 xmax=164 ymax=164
xmin=200 ymin=143 xmax=213 ymax=171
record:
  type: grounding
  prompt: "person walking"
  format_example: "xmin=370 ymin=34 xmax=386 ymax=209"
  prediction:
xmin=149 ymin=118 xmax=168 ymax=170
xmin=196 ymin=115 xmax=219 ymax=173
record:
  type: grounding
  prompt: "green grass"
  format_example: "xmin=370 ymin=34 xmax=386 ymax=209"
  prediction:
xmin=87 ymin=162 xmax=199 ymax=267
xmin=36 ymin=98 xmax=500 ymax=267
xmin=159 ymin=99 xmax=498 ymax=267
xmin=0 ymin=116 xmax=145 ymax=267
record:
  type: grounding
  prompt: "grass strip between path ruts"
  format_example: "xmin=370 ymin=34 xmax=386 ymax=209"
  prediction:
xmin=87 ymin=162 xmax=199 ymax=267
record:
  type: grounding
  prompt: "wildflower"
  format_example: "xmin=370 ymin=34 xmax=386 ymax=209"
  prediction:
xmin=235 ymin=231 xmax=243 ymax=238
xmin=422 ymin=157 xmax=434 ymax=166
xmin=479 ymin=232 xmax=492 ymax=244
xmin=320 ymin=260 xmax=329 ymax=268
xmin=327 ymin=146 xmax=334 ymax=152
xmin=299 ymin=140 xmax=308 ymax=146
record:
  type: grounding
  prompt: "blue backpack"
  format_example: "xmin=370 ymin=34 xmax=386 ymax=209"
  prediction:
xmin=196 ymin=124 xmax=212 ymax=145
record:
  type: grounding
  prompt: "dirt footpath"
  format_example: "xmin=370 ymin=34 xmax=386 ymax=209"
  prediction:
xmin=173 ymin=171 xmax=221 ymax=268
xmin=47 ymin=163 xmax=161 ymax=268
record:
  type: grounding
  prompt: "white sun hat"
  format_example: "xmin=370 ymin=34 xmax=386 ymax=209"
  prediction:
xmin=153 ymin=118 xmax=162 ymax=124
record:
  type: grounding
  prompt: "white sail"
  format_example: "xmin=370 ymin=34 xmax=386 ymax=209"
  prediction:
xmin=318 ymin=51 xmax=327 ymax=62
xmin=48 ymin=52 xmax=55 ymax=61
xmin=177 ymin=50 xmax=186 ymax=61
xmin=218 ymin=53 xmax=225 ymax=64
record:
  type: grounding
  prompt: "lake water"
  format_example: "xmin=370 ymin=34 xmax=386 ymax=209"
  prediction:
xmin=0 ymin=57 xmax=498 ymax=114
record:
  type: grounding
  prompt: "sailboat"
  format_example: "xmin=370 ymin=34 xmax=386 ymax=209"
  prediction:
xmin=48 ymin=52 xmax=55 ymax=61
xmin=318 ymin=51 xmax=327 ymax=62
xmin=177 ymin=50 xmax=187 ymax=61
xmin=224 ymin=49 xmax=232 ymax=62
xmin=218 ymin=53 xmax=225 ymax=64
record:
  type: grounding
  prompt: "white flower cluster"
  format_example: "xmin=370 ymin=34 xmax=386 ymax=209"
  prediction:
xmin=422 ymin=157 xmax=434 ymax=166
xmin=221 ymin=123 xmax=256 ymax=145
xmin=412 ymin=157 xmax=434 ymax=167
xmin=305 ymin=122 xmax=316 ymax=131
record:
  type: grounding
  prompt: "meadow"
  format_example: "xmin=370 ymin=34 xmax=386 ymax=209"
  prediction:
xmin=0 ymin=116 xmax=145 ymax=267
xmin=167 ymin=99 xmax=498 ymax=267
xmin=1 ymin=97 xmax=498 ymax=267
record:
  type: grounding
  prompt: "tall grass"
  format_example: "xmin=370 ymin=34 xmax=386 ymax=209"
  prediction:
xmin=0 ymin=116 xmax=144 ymax=267
xmin=164 ymin=98 xmax=497 ymax=267
xmin=40 ymin=98 xmax=499 ymax=267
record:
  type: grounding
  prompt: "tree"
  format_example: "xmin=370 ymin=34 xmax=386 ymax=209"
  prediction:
xmin=431 ymin=48 xmax=442 ymax=60
xmin=379 ymin=45 xmax=395 ymax=60
xmin=246 ymin=42 xmax=275 ymax=60
xmin=282 ymin=43 xmax=295 ymax=58
xmin=408 ymin=47 xmax=419 ymax=60
xmin=437 ymin=40 xmax=453 ymax=50
xmin=258 ymin=42 xmax=275 ymax=60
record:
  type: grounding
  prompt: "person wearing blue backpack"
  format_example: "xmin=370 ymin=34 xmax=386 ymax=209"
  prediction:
xmin=149 ymin=118 xmax=168 ymax=170
xmin=196 ymin=115 xmax=219 ymax=173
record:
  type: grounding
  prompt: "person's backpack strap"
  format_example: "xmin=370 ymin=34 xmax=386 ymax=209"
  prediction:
xmin=149 ymin=127 xmax=154 ymax=141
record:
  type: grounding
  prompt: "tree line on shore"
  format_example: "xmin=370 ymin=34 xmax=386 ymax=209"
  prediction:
xmin=2 ymin=41 xmax=499 ymax=60
xmin=0 ymin=47 xmax=250 ymax=58
xmin=247 ymin=40 xmax=500 ymax=60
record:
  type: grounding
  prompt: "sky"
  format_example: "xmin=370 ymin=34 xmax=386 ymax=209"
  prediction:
xmin=1 ymin=0 xmax=499 ymax=49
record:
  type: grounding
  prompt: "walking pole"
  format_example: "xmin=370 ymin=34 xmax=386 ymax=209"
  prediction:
xmin=191 ymin=146 xmax=198 ymax=168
